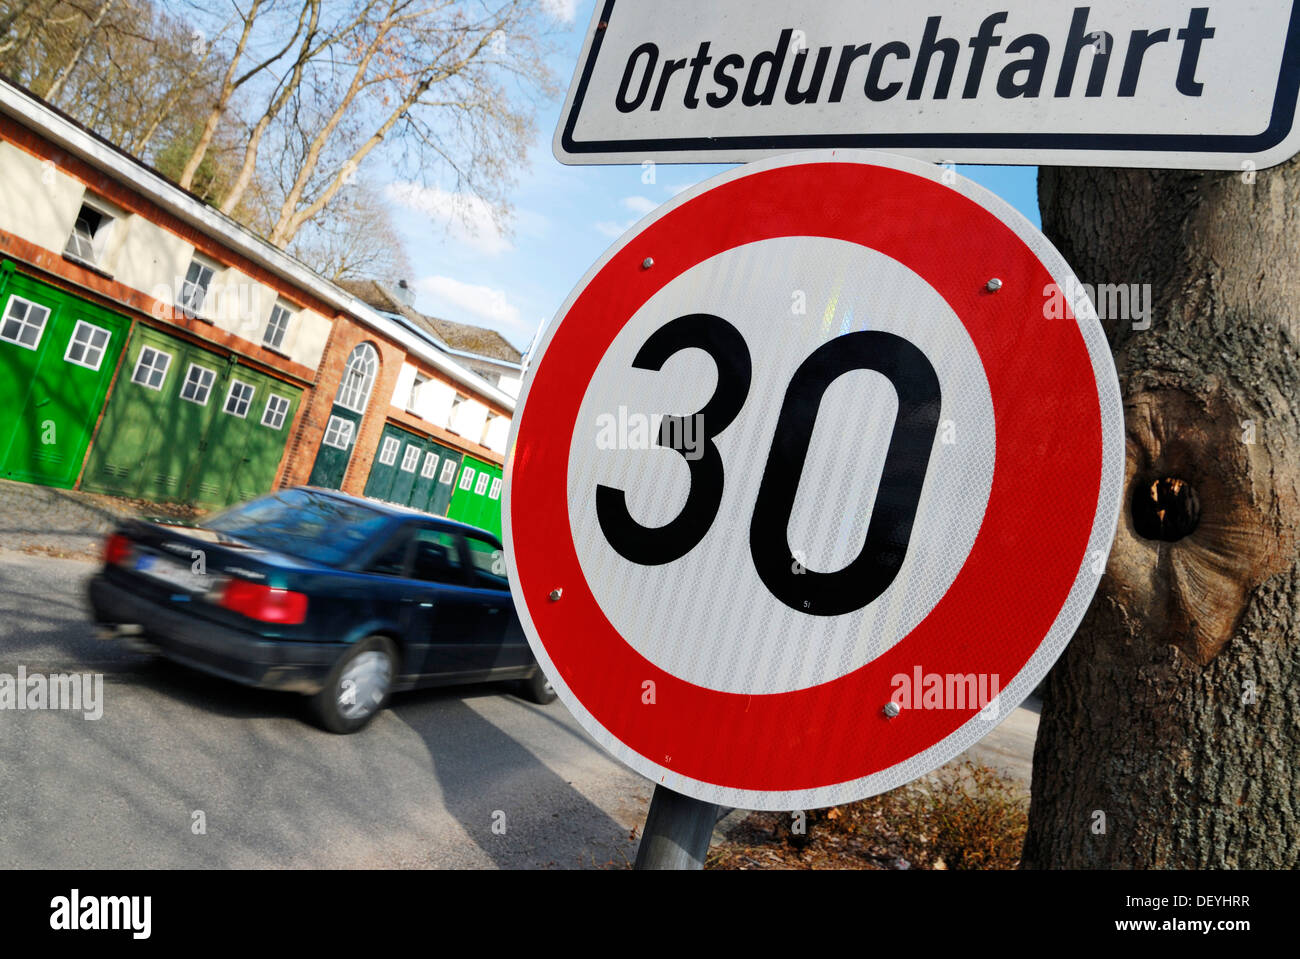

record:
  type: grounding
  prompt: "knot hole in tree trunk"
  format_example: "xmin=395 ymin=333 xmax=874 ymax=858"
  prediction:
xmin=1131 ymin=476 xmax=1200 ymax=542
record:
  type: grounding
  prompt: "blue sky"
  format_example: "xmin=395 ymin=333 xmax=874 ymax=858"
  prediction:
xmin=385 ymin=0 xmax=1042 ymax=353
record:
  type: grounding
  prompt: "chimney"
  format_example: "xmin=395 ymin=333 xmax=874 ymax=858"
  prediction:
xmin=391 ymin=279 xmax=416 ymax=308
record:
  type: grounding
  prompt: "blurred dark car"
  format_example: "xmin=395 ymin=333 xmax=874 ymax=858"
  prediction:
xmin=87 ymin=486 xmax=554 ymax=732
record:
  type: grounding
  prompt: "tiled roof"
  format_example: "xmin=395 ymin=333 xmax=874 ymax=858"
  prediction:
xmin=339 ymin=279 xmax=523 ymax=365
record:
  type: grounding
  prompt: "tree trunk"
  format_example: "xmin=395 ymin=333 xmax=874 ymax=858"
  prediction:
xmin=42 ymin=0 xmax=115 ymax=104
xmin=1022 ymin=158 xmax=1300 ymax=868
xmin=179 ymin=0 xmax=265 ymax=192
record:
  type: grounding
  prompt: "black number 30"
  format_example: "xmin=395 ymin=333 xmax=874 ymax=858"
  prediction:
xmin=596 ymin=317 xmax=941 ymax=617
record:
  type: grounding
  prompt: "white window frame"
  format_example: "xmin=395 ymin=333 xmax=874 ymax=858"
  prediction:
xmin=408 ymin=372 xmax=429 ymax=411
xmin=446 ymin=393 xmax=467 ymax=431
xmin=488 ymin=477 xmax=502 ymax=500
xmin=400 ymin=445 xmax=421 ymax=473
xmin=439 ymin=459 xmax=458 ymax=484
xmin=322 ymin=415 xmax=354 ymax=450
xmin=179 ymin=258 xmax=217 ymax=318
xmin=178 ymin=363 xmax=217 ymax=406
xmin=264 ymin=302 xmax=293 ymax=351
xmin=474 ymin=473 xmax=491 ymax=496
xmin=458 ymin=466 xmax=475 ymax=491
xmin=0 ymin=296 xmax=51 ymax=351
xmin=336 ymin=343 xmax=378 ymax=414
xmin=420 ymin=451 xmax=440 ymax=479
xmin=378 ymin=436 xmax=400 ymax=466
xmin=222 ymin=378 xmax=255 ymax=418
xmin=63 ymin=201 xmax=115 ymax=267
xmin=261 ymin=394 xmax=290 ymax=430
xmin=62 ymin=320 xmax=111 ymax=371
xmin=131 ymin=346 xmax=172 ymax=390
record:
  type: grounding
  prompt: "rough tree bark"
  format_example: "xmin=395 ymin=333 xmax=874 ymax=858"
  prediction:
xmin=1022 ymin=157 xmax=1300 ymax=868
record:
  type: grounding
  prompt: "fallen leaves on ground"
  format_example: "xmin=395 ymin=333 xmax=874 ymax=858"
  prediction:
xmin=706 ymin=761 xmax=1028 ymax=871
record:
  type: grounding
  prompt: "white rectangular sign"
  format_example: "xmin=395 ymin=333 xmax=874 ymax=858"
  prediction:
xmin=555 ymin=0 xmax=1300 ymax=170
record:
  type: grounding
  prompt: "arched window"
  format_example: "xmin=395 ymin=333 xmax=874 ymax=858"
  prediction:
xmin=335 ymin=343 xmax=378 ymax=413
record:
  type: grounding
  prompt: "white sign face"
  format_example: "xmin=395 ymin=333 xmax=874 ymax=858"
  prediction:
xmin=556 ymin=0 xmax=1300 ymax=170
xmin=505 ymin=151 xmax=1125 ymax=810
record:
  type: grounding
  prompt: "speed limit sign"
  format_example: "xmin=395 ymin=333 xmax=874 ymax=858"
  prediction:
xmin=504 ymin=150 xmax=1124 ymax=810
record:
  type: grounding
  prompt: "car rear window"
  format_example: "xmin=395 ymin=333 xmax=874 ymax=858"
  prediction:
xmin=204 ymin=489 xmax=391 ymax=566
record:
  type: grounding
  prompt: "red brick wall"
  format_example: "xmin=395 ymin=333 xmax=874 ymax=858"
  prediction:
xmin=342 ymin=336 xmax=405 ymax=496
xmin=279 ymin=328 xmax=510 ymax=489
xmin=278 ymin=317 xmax=404 ymax=494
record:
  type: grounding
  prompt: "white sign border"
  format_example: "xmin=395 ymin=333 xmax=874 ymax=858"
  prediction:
xmin=554 ymin=0 xmax=1300 ymax=172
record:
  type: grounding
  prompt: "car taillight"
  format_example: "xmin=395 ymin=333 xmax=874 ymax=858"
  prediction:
xmin=218 ymin=579 xmax=308 ymax=625
xmin=104 ymin=533 xmax=132 ymax=567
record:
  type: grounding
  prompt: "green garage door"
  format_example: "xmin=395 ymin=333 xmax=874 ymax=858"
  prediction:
xmin=306 ymin=404 xmax=360 ymax=490
xmin=0 ymin=265 xmax=130 ymax=488
xmin=82 ymin=325 xmax=301 ymax=508
xmin=183 ymin=362 xmax=302 ymax=507
xmin=364 ymin=423 xmax=463 ymax=516
xmin=446 ymin=454 xmax=503 ymax=537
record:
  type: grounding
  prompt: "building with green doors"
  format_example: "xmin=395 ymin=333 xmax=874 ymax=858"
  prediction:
xmin=0 ymin=75 xmax=515 ymax=515
xmin=446 ymin=454 xmax=504 ymax=538
xmin=0 ymin=262 xmax=129 ymax=488
xmin=306 ymin=342 xmax=377 ymax=491
xmin=81 ymin=324 xmax=302 ymax=508
xmin=364 ymin=423 xmax=464 ymax=517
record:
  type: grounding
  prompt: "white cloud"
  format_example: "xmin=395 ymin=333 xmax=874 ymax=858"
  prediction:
xmin=386 ymin=182 xmax=512 ymax=256
xmin=623 ymin=195 xmax=658 ymax=215
xmin=664 ymin=182 xmax=694 ymax=197
xmin=594 ymin=196 xmax=661 ymax=239
xmin=541 ymin=0 xmax=577 ymax=23
xmin=595 ymin=220 xmax=631 ymax=238
xmin=415 ymin=275 xmax=526 ymax=338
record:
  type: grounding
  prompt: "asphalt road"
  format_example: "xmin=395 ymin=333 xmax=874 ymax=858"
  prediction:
xmin=0 ymin=549 xmax=652 ymax=868
xmin=0 ymin=547 xmax=1039 ymax=869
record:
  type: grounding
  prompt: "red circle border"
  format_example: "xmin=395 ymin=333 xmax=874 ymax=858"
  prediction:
xmin=509 ymin=161 xmax=1102 ymax=793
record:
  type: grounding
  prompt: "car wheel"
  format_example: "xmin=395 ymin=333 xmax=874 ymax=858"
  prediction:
xmin=308 ymin=635 xmax=397 ymax=734
xmin=519 ymin=666 xmax=557 ymax=705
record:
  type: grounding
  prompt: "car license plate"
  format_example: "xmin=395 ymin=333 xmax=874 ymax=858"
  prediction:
xmin=135 ymin=553 xmax=207 ymax=593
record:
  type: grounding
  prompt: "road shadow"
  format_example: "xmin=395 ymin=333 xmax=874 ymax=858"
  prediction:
xmin=390 ymin=683 xmax=639 ymax=869
xmin=0 ymin=555 xmax=147 ymax=670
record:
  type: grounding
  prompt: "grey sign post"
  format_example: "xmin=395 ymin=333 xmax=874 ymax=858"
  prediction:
xmin=634 ymin=785 xmax=722 ymax=870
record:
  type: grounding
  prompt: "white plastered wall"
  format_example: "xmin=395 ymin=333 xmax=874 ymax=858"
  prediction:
xmin=0 ymin=140 xmax=84 ymax=253
xmin=484 ymin=413 xmax=510 ymax=454
xmin=391 ymin=363 xmax=418 ymax=409
xmin=207 ymin=265 xmax=271 ymax=342
xmin=450 ymin=397 xmax=488 ymax=440
xmin=414 ymin=378 xmax=456 ymax=426
xmin=284 ymin=308 xmax=330 ymax=369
